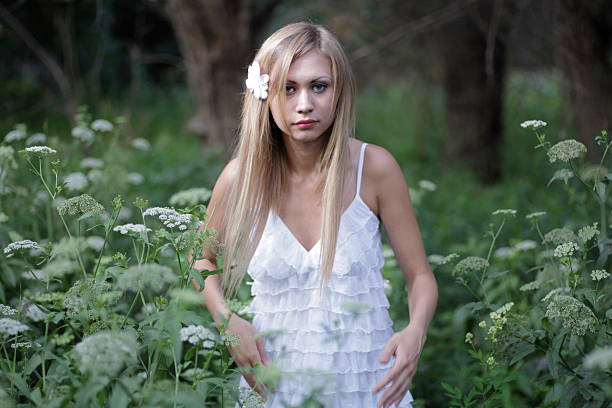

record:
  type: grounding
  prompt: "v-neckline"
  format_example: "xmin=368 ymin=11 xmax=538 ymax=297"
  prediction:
xmin=273 ymin=195 xmax=362 ymax=255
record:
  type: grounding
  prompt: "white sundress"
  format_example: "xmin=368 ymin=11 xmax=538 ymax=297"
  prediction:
xmin=236 ymin=143 xmax=415 ymax=407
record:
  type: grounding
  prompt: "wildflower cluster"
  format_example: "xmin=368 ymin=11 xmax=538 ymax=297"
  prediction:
xmin=169 ymin=187 xmax=212 ymax=207
xmin=115 ymin=263 xmax=177 ymax=293
xmin=492 ymin=209 xmax=517 ymax=216
xmin=80 ymin=157 xmax=104 ymax=169
xmin=3 ymin=239 xmax=42 ymax=257
xmin=453 ymin=256 xmax=489 ymax=276
xmin=237 ymin=385 xmax=265 ymax=408
xmin=520 ymin=120 xmax=547 ymax=129
xmin=417 ymin=180 xmax=437 ymax=191
xmin=485 ymin=302 xmax=514 ymax=344
xmin=525 ymin=211 xmax=546 ymax=220
xmin=543 ymin=228 xmax=578 ymax=246
xmin=577 ymin=222 xmax=599 ymax=243
xmin=131 ymin=138 xmax=150 ymax=151
xmin=180 ymin=325 xmax=216 ymax=348
xmin=547 ymin=139 xmax=587 ymax=163
xmin=113 ymin=223 xmax=151 ymax=235
xmin=143 ymin=207 xmax=192 ymax=230
xmin=0 ymin=318 xmax=29 ymax=336
xmin=428 ymin=253 xmax=459 ymax=266
xmin=553 ymin=242 xmax=579 ymax=258
xmin=0 ymin=304 xmax=18 ymax=316
xmin=24 ymin=146 xmax=57 ymax=155
xmin=583 ymin=347 xmax=612 ymax=371
xmin=519 ymin=281 xmax=540 ymax=292
xmin=590 ymin=269 xmax=609 ymax=281
xmin=75 ymin=330 xmax=138 ymax=377
xmin=544 ymin=295 xmax=597 ymax=336
xmin=57 ymin=194 xmax=104 ymax=217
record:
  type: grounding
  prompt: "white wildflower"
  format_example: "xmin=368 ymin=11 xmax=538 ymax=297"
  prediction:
xmin=578 ymin=223 xmax=600 ymax=244
xmin=4 ymin=129 xmax=27 ymax=142
xmin=86 ymin=236 xmax=105 ymax=251
xmin=383 ymin=279 xmax=392 ymax=296
xmin=495 ymin=302 xmax=514 ymax=315
xmin=169 ymin=187 xmax=212 ymax=207
xmin=494 ymin=247 xmax=516 ymax=259
xmin=591 ymin=269 xmax=609 ymax=281
xmin=24 ymin=145 xmax=57 ymax=155
xmin=71 ymin=126 xmax=94 ymax=143
xmin=80 ymin=157 xmax=104 ymax=169
xmin=75 ymin=330 xmax=139 ymax=376
xmin=514 ymin=240 xmax=537 ymax=251
xmin=180 ymin=325 xmax=216 ymax=348
xmin=520 ymin=120 xmax=547 ymax=129
xmin=519 ymin=281 xmax=540 ymax=291
xmin=428 ymin=253 xmax=459 ymax=265
xmin=91 ymin=119 xmax=113 ymax=132
xmin=64 ymin=172 xmax=89 ymax=191
xmin=541 ymin=287 xmax=571 ymax=302
xmin=25 ymin=133 xmax=47 ymax=146
xmin=418 ymin=180 xmax=437 ymax=191
xmin=492 ymin=209 xmax=517 ymax=216
xmin=127 ymin=172 xmax=144 ymax=185
xmin=143 ymin=206 xmax=192 ymax=230
xmin=583 ymin=347 xmax=612 ymax=371
xmin=547 ymin=139 xmax=587 ymax=163
xmin=115 ymin=263 xmax=177 ymax=293
xmin=0 ymin=304 xmax=18 ymax=316
xmin=545 ymin=295 xmax=597 ymax=336
xmin=543 ymin=228 xmax=578 ymax=246
xmin=525 ymin=211 xmax=546 ymax=220
xmin=131 ymin=138 xmax=150 ymax=151
xmin=245 ymin=61 xmax=269 ymax=100
xmin=453 ymin=256 xmax=489 ymax=276
xmin=553 ymin=242 xmax=579 ymax=258
xmin=57 ymin=194 xmax=104 ymax=217
xmin=0 ymin=318 xmax=29 ymax=336
xmin=3 ymin=240 xmax=42 ymax=257
xmin=113 ymin=223 xmax=151 ymax=235
xmin=11 ymin=341 xmax=33 ymax=349
xmin=25 ymin=304 xmax=47 ymax=322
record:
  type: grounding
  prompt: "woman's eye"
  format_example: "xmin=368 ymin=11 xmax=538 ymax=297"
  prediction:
xmin=285 ymin=85 xmax=295 ymax=94
xmin=313 ymin=83 xmax=327 ymax=93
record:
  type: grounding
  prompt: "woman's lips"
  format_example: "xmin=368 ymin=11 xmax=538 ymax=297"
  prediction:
xmin=295 ymin=120 xmax=317 ymax=129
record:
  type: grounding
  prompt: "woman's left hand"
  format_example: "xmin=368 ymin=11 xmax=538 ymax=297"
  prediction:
xmin=371 ymin=324 xmax=427 ymax=408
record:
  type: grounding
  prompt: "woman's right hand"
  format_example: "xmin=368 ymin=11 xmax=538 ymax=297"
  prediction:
xmin=225 ymin=313 xmax=272 ymax=401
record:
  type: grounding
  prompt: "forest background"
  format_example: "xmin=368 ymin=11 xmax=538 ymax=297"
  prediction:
xmin=0 ymin=0 xmax=610 ymax=407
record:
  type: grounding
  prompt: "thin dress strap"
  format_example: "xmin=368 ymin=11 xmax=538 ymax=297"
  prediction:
xmin=356 ymin=142 xmax=368 ymax=197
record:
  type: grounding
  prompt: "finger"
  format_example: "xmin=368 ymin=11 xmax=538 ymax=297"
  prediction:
xmin=371 ymin=359 xmax=403 ymax=394
xmin=377 ymin=370 xmax=406 ymax=408
xmin=379 ymin=337 xmax=397 ymax=364
xmin=243 ymin=372 xmax=268 ymax=402
xmin=384 ymin=369 xmax=413 ymax=407
xmin=256 ymin=337 xmax=270 ymax=365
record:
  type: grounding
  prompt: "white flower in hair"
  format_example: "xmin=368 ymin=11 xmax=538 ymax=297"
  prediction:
xmin=245 ymin=61 xmax=269 ymax=100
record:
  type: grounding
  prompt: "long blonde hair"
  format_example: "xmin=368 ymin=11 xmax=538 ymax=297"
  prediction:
xmin=218 ymin=22 xmax=356 ymax=300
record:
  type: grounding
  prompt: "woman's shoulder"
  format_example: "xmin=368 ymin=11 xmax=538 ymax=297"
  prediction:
xmin=357 ymin=141 xmax=401 ymax=179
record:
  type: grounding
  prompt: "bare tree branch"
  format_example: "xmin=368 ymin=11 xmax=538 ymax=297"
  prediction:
xmin=0 ymin=3 xmax=73 ymax=100
xmin=350 ymin=0 xmax=481 ymax=61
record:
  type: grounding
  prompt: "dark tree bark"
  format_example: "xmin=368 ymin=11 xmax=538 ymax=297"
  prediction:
xmin=551 ymin=0 xmax=612 ymax=162
xmin=164 ymin=0 xmax=281 ymax=154
xmin=435 ymin=0 xmax=517 ymax=184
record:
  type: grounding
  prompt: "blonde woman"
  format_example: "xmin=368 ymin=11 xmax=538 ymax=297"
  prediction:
xmin=190 ymin=22 xmax=438 ymax=408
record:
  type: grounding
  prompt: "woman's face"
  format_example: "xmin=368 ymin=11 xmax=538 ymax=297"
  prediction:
xmin=269 ymin=49 xmax=335 ymax=143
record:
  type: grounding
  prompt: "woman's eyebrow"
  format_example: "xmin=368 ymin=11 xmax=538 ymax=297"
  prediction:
xmin=286 ymin=76 xmax=332 ymax=84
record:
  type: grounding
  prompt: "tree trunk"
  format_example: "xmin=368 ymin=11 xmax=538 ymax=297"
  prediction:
xmin=436 ymin=0 xmax=515 ymax=184
xmin=164 ymin=0 xmax=279 ymax=154
xmin=551 ymin=0 xmax=612 ymax=162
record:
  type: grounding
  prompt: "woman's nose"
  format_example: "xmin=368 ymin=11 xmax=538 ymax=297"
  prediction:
xmin=296 ymin=89 xmax=314 ymax=113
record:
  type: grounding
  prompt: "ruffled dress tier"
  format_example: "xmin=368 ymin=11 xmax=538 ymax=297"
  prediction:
xmin=236 ymin=143 xmax=414 ymax=407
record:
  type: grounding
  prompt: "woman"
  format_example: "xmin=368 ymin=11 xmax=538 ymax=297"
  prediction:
xmin=190 ymin=22 xmax=438 ymax=408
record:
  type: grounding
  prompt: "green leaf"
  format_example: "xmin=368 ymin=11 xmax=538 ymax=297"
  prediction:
xmin=5 ymin=372 xmax=31 ymax=399
xmin=25 ymin=353 xmax=42 ymax=375
xmin=77 ymin=209 xmax=102 ymax=222
xmin=509 ymin=344 xmax=536 ymax=365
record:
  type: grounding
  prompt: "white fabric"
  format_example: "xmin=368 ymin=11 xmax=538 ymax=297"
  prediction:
xmin=236 ymin=143 xmax=414 ymax=407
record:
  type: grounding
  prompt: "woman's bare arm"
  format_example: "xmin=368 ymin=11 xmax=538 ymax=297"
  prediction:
xmin=188 ymin=158 xmax=239 ymax=326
